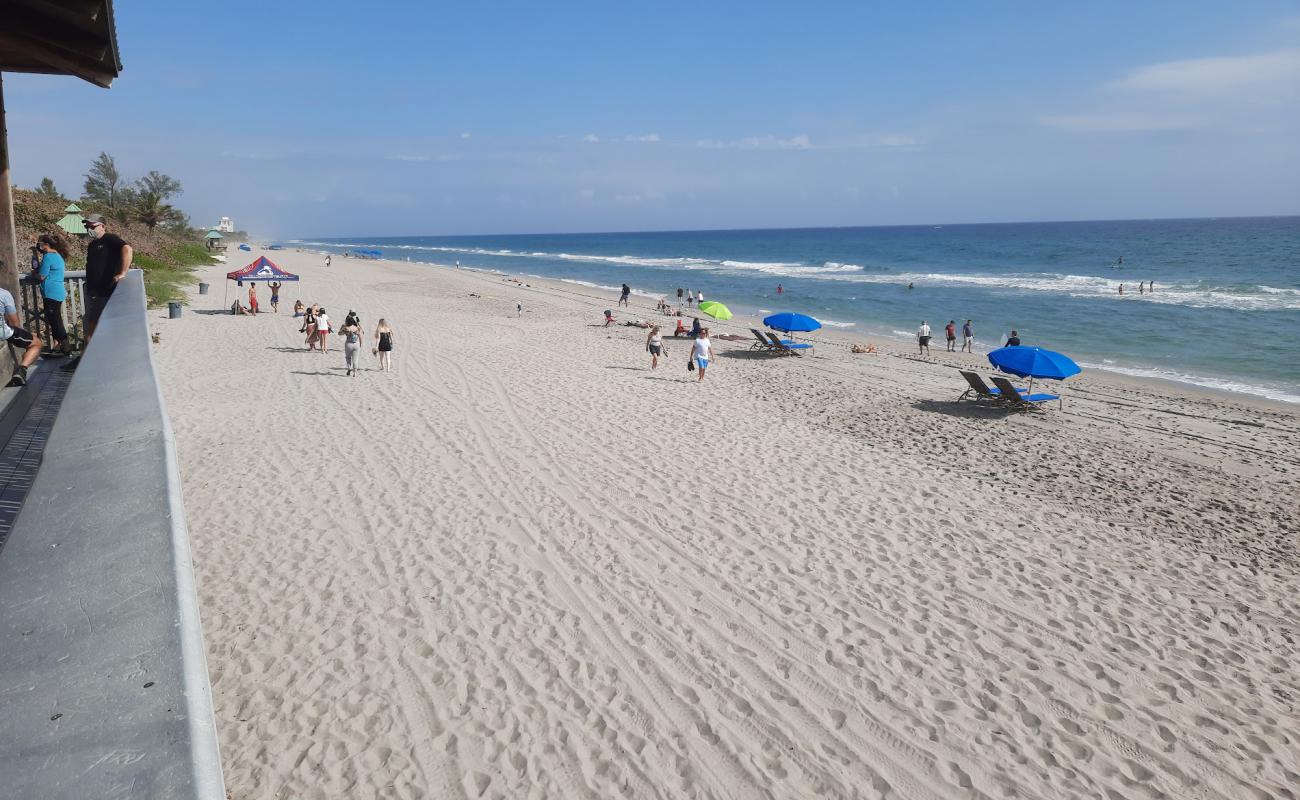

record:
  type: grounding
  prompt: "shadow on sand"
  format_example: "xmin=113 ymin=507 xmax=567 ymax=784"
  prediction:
xmin=911 ymin=398 xmax=1017 ymax=419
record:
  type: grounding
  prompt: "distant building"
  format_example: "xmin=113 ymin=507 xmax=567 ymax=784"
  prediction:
xmin=216 ymin=216 xmax=234 ymax=233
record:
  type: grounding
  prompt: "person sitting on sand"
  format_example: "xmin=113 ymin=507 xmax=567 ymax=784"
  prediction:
xmin=293 ymin=300 xmax=305 ymax=317
xmin=689 ymin=317 xmax=702 ymax=338
xmin=604 ymin=309 xmax=616 ymax=327
xmin=674 ymin=319 xmax=688 ymax=337
xmin=231 ymin=300 xmax=253 ymax=315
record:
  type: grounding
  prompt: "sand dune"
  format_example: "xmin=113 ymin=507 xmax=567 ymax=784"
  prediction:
xmin=155 ymin=252 xmax=1300 ymax=799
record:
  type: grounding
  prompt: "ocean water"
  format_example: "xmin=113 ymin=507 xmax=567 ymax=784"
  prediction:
xmin=295 ymin=217 xmax=1300 ymax=403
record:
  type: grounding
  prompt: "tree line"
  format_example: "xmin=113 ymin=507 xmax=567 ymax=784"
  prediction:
xmin=34 ymin=152 xmax=188 ymax=233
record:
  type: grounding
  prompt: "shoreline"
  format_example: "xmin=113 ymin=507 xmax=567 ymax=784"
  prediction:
xmin=313 ymin=250 xmax=1300 ymax=413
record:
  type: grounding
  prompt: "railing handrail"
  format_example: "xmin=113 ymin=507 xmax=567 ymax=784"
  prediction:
xmin=0 ymin=270 xmax=226 ymax=798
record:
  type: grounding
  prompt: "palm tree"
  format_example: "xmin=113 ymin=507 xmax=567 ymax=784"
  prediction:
xmin=134 ymin=191 xmax=176 ymax=232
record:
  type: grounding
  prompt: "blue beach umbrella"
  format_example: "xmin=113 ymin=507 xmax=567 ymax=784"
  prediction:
xmin=763 ymin=312 xmax=822 ymax=333
xmin=988 ymin=346 xmax=1082 ymax=395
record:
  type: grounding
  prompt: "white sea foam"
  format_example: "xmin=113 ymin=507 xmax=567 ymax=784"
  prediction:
xmin=294 ymin=240 xmax=1298 ymax=312
xmin=823 ymin=271 xmax=1300 ymax=311
xmin=1076 ymin=362 xmax=1300 ymax=405
xmin=819 ymin=319 xmax=857 ymax=328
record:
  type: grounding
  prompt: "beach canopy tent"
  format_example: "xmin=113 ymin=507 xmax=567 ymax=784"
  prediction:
xmin=763 ymin=312 xmax=821 ymax=333
xmin=0 ymin=1 xmax=123 ymax=299
xmin=225 ymin=256 xmax=298 ymax=305
xmin=56 ymin=203 xmax=86 ymax=236
xmin=226 ymin=256 xmax=298 ymax=283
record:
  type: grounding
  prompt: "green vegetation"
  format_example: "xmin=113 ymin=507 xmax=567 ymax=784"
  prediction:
xmin=17 ymin=152 xmax=218 ymax=307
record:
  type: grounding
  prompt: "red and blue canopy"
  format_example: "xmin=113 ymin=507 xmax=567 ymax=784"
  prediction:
xmin=226 ymin=256 xmax=299 ymax=282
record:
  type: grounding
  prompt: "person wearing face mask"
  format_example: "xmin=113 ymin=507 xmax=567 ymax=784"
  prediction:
xmin=64 ymin=214 xmax=132 ymax=370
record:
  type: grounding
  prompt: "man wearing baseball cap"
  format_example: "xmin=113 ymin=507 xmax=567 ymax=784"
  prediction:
xmin=64 ymin=214 xmax=132 ymax=371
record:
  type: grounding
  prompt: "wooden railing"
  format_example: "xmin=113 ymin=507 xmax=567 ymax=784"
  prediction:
xmin=18 ymin=269 xmax=88 ymax=352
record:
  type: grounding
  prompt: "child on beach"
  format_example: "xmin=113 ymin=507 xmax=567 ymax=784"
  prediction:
xmin=604 ymin=310 xmax=615 ymax=327
xmin=293 ymin=300 xmax=305 ymax=317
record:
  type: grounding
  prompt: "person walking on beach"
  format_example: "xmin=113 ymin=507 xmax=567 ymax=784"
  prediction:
xmin=325 ymin=254 xmax=332 ymax=267
xmin=269 ymin=281 xmax=282 ymax=312
xmin=33 ymin=233 xmax=71 ymax=356
xmin=302 ymin=306 xmax=317 ymax=350
xmin=691 ymin=327 xmax=713 ymax=382
xmin=374 ymin=319 xmax=395 ymax=372
xmin=1005 ymin=330 xmax=1021 ymax=346
xmin=341 ymin=316 xmax=363 ymax=376
xmin=646 ymin=324 xmax=665 ymax=370
xmin=316 ymin=308 xmax=331 ymax=352
xmin=676 ymin=287 xmax=684 ymax=304
xmin=248 ymin=283 xmax=259 ymax=314
xmin=917 ymin=321 xmax=931 ymax=355
xmin=945 ymin=320 xmax=957 ymax=352
xmin=619 ymin=283 xmax=631 ymax=307
xmin=962 ymin=319 xmax=974 ymax=353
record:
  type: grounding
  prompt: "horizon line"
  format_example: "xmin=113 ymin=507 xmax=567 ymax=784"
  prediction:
xmin=296 ymin=212 xmax=1300 ymax=242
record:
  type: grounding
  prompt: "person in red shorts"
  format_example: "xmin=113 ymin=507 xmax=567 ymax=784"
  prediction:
xmin=248 ymin=283 xmax=259 ymax=314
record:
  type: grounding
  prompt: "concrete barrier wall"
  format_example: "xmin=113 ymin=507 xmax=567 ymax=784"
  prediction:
xmin=0 ymin=270 xmax=225 ymax=799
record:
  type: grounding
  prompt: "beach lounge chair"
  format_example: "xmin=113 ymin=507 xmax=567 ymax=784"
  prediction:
xmin=958 ymin=370 xmax=1026 ymax=401
xmin=990 ymin=376 xmax=1061 ymax=410
xmin=750 ymin=329 xmax=778 ymax=350
xmin=766 ymin=332 xmax=813 ymax=355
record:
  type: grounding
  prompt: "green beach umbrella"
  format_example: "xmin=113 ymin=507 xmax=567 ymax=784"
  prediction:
xmin=697 ymin=301 xmax=732 ymax=321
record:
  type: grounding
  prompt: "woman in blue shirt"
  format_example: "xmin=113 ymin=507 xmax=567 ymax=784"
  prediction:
xmin=34 ymin=232 xmax=70 ymax=355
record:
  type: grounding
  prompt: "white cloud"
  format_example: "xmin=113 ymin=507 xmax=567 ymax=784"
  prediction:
xmin=623 ymin=133 xmax=661 ymax=142
xmin=582 ymin=133 xmax=600 ymax=143
xmin=460 ymin=132 xmax=472 ymax=139
xmin=1109 ymin=50 xmax=1300 ymax=93
xmin=695 ymin=134 xmax=813 ymax=150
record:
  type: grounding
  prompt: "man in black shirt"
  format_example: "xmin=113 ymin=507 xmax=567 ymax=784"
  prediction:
xmin=81 ymin=214 xmax=133 ymax=342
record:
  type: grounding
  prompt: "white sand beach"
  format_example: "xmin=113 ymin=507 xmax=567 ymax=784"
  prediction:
xmin=155 ymin=252 xmax=1300 ymax=799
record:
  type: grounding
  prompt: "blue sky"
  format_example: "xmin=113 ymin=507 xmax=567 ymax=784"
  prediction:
xmin=6 ymin=1 xmax=1299 ymax=236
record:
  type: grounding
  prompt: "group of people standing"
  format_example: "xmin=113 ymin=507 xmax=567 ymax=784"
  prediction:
xmin=2 ymin=215 xmax=133 ymax=386
xmin=297 ymin=303 xmax=395 ymax=375
xmin=917 ymin=319 xmax=978 ymax=355
xmin=673 ymin=287 xmax=705 ymax=308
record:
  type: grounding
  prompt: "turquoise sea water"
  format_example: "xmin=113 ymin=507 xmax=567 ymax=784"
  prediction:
xmin=296 ymin=217 xmax=1300 ymax=403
